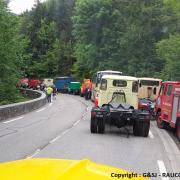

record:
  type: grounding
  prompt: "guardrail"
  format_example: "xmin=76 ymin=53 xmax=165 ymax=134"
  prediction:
xmin=0 ymin=89 xmax=47 ymax=121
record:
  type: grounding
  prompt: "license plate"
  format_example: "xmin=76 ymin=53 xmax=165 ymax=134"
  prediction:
xmin=96 ymin=114 xmax=103 ymax=118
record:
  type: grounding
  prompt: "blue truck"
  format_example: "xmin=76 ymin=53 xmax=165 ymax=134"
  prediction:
xmin=54 ymin=77 xmax=73 ymax=93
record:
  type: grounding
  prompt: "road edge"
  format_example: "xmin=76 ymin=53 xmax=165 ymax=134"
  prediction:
xmin=152 ymin=122 xmax=180 ymax=176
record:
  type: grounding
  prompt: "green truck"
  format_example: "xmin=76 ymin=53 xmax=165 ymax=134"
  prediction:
xmin=68 ymin=82 xmax=81 ymax=95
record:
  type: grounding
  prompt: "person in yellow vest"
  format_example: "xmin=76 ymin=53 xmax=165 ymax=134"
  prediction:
xmin=46 ymin=86 xmax=53 ymax=103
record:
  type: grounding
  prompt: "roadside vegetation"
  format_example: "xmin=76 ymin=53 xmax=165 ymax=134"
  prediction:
xmin=0 ymin=95 xmax=31 ymax=106
xmin=0 ymin=0 xmax=179 ymax=104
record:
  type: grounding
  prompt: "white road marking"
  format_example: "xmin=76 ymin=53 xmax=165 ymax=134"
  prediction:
xmin=49 ymin=103 xmax=52 ymax=106
xmin=149 ymin=130 xmax=154 ymax=139
xmin=86 ymin=107 xmax=89 ymax=111
xmin=50 ymin=120 xmax=81 ymax=144
xmin=50 ymin=135 xmax=62 ymax=144
xmin=3 ymin=116 xmax=24 ymax=124
xmin=26 ymin=149 xmax=41 ymax=159
xmin=50 ymin=129 xmax=72 ymax=144
xmin=62 ymin=129 xmax=70 ymax=135
xmin=73 ymin=120 xmax=80 ymax=126
xmin=82 ymin=112 xmax=87 ymax=118
xmin=36 ymin=108 xmax=46 ymax=113
xmin=87 ymin=106 xmax=91 ymax=111
xmin=157 ymin=160 xmax=169 ymax=180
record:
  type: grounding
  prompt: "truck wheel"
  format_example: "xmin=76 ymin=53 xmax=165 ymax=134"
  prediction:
xmin=142 ymin=121 xmax=150 ymax=137
xmin=157 ymin=115 xmax=165 ymax=129
xmin=133 ymin=120 xmax=150 ymax=137
xmin=176 ymin=120 xmax=180 ymax=141
xmin=85 ymin=93 xmax=88 ymax=100
xmin=97 ymin=118 xmax=105 ymax=134
xmin=88 ymin=92 xmax=92 ymax=100
xmin=90 ymin=117 xmax=98 ymax=133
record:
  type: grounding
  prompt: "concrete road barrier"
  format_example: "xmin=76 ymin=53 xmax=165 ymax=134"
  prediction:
xmin=0 ymin=89 xmax=47 ymax=121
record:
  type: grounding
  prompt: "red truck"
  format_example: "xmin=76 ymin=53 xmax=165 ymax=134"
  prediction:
xmin=155 ymin=81 xmax=180 ymax=141
xmin=80 ymin=79 xmax=92 ymax=100
xmin=18 ymin=78 xmax=29 ymax=88
xmin=28 ymin=79 xmax=42 ymax=90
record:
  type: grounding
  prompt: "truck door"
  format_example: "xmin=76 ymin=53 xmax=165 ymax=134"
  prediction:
xmin=156 ymin=83 xmax=164 ymax=112
xmin=98 ymin=79 xmax=108 ymax=106
xmin=162 ymin=84 xmax=173 ymax=122
xmin=171 ymin=94 xmax=179 ymax=125
xmin=92 ymin=73 xmax=100 ymax=100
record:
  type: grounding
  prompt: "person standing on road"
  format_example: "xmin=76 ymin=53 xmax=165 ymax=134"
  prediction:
xmin=40 ymin=83 xmax=45 ymax=91
xmin=46 ymin=86 xmax=53 ymax=103
xmin=52 ymin=85 xmax=57 ymax=100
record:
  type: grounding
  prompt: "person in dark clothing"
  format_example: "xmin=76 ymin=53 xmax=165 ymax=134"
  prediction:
xmin=52 ymin=85 xmax=57 ymax=100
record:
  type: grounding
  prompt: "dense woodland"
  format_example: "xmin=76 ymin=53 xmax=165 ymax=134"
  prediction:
xmin=0 ymin=0 xmax=180 ymax=104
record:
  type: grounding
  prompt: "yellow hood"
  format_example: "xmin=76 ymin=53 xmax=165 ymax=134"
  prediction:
xmin=0 ymin=159 xmax=148 ymax=180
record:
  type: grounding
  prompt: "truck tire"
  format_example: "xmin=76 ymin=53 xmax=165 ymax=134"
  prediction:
xmin=97 ymin=118 xmax=105 ymax=134
xmin=133 ymin=119 xmax=150 ymax=137
xmin=76 ymin=90 xmax=80 ymax=95
xmin=89 ymin=91 xmax=92 ymax=100
xmin=156 ymin=113 xmax=165 ymax=129
xmin=85 ymin=92 xmax=91 ymax=100
xmin=90 ymin=117 xmax=98 ymax=133
xmin=85 ymin=94 xmax=88 ymax=100
xmin=176 ymin=120 xmax=180 ymax=142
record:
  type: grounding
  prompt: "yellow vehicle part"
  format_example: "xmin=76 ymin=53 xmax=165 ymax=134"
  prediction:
xmin=0 ymin=159 xmax=148 ymax=180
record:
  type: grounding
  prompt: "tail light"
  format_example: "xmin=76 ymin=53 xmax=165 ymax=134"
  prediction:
xmin=95 ymin=96 xmax=99 ymax=107
xmin=91 ymin=111 xmax=96 ymax=118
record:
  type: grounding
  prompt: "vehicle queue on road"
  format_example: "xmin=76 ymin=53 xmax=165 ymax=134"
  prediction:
xmin=18 ymin=70 xmax=180 ymax=141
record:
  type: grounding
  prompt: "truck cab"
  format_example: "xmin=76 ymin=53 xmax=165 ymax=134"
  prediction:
xmin=43 ymin=79 xmax=54 ymax=87
xmin=54 ymin=77 xmax=72 ymax=93
xmin=155 ymin=81 xmax=180 ymax=140
xmin=28 ymin=79 xmax=41 ymax=90
xmin=138 ymin=78 xmax=162 ymax=100
xmin=91 ymin=70 xmax=122 ymax=101
xmin=138 ymin=78 xmax=162 ymax=113
xmin=95 ymin=75 xmax=139 ymax=109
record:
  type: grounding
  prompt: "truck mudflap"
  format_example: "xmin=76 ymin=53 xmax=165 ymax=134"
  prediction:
xmin=0 ymin=159 xmax=149 ymax=180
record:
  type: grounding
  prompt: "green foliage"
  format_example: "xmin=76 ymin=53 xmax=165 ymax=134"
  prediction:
xmin=156 ymin=34 xmax=180 ymax=80
xmin=21 ymin=0 xmax=75 ymax=78
xmin=20 ymin=0 xmax=179 ymax=81
xmin=156 ymin=0 xmax=180 ymax=80
xmin=72 ymin=0 xmax=166 ymax=79
xmin=24 ymin=18 xmax=59 ymax=78
xmin=0 ymin=0 xmax=26 ymax=104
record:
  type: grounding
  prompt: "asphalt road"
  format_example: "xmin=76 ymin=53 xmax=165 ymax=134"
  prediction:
xmin=0 ymin=94 xmax=179 ymax=180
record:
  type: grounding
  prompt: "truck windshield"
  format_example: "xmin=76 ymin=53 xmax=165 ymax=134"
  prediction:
xmin=140 ymin=80 xmax=159 ymax=86
xmin=113 ymin=80 xmax=127 ymax=87
xmin=96 ymin=72 xmax=122 ymax=84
